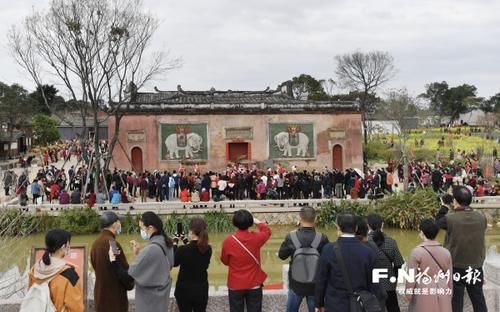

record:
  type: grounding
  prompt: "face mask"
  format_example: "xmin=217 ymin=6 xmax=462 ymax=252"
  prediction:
xmin=140 ymin=229 xmax=150 ymax=240
xmin=116 ymin=224 xmax=122 ymax=235
xmin=64 ymin=245 xmax=71 ymax=257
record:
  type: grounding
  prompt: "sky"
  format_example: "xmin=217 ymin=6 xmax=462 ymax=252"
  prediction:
xmin=0 ymin=0 xmax=499 ymax=98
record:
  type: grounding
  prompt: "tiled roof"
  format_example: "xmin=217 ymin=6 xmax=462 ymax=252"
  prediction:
xmin=53 ymin=113 xmax=108 ymax=127
xmin=125 ymin=86 xmax=360 ymax=114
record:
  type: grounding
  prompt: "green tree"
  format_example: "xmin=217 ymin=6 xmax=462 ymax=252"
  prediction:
xmin=0 ymin=82 xmax=34 ymax=157
xmin=421 ymin=82 xmax=478 ymax=123
xmin=32 ymin=114 xmax=60 ymax=145
xmin=335 ymin=51 xmax=396 ymax=144
xmin=281 ymin=74 xmax=329 ymax=100
xmin=479 ymin=93 xmax=500 ymax=114
xmin=420 ymin=81 xmax=449 ymax=124
xmin=29 ymin=85 xmax=66 ymax=115
xmin=445 ymin=84 xmax=478 ymax=122
xmin=330 ymin=90 xmax=380 ymax=104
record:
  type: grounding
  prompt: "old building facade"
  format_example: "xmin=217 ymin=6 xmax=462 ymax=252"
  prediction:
xmin=108 ymin=85 xmax=363 ymax=173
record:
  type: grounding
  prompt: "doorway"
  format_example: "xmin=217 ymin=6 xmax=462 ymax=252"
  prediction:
xmin=332 ymin=144 xmax=343 ymax=170
xmin=131 ymin=147 xmax=143 ymax=173
xmin=227 ymin=142 xmax=250 ymax=163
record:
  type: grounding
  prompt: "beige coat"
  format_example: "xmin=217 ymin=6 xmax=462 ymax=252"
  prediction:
xmin=406 ymin=240 xmax=453 ymax=312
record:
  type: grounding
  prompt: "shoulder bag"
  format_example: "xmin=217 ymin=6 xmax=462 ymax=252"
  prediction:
xmin=333 ymin=243 xmax=382 ymax=312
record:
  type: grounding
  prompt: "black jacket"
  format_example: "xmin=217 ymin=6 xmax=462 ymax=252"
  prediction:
xmin=278 ymin=227 xmax=329 ymax=296
xmin=315 ymin=237 xmax=376 ymax=311
xmin=174 ymin=240 xmax=212 ymax=301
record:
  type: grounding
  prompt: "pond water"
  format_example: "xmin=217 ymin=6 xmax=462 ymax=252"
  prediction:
xmin=2 ymin=225 xmax=500 ymax=287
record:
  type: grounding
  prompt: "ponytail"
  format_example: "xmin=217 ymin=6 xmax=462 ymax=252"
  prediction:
xmin=43 ymin=229 xmax=71 ymax=265
xmin=190 ymin=217 xmax=209 ymax=253
xmin=372 ymin=229 xmax=385 ymax=247
xmin=42 ymin=250 xmax=51 ymax=265
xmin=367 ymin=213 xmax=385 ymax=247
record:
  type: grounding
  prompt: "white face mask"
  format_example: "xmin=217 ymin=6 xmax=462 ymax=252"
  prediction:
xmin=116 ymin=224 xmax=122 ymax=235
xmin=64 ymin=244 xmax=71 ymax=257
xmin=140 ymin=229 xmax=150 ymax=240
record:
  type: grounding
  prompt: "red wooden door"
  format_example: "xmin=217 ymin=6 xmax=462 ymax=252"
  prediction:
xmin=332 ymin=145 xmax=343 ymax=170
xmin=228 ymin=143 xmax=249 ymax=163
xmin=131 ymin=147 xmax=143 ymax=173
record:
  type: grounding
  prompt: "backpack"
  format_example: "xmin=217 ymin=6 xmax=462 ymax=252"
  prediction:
xmin=289 ymin=231 xmax=322 ymax=283
xmin=20 ymin=278 xmax=56 ymax=312
xmin=168 ymin=177 xmax=175 ymax=188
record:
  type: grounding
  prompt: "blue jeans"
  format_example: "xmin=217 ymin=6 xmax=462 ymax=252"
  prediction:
xmin=286 ymin=289 xmax=315 ymax=312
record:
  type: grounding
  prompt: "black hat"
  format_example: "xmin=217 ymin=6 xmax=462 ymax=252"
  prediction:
xmin=100 ymin=211 xmax=124 ymax=228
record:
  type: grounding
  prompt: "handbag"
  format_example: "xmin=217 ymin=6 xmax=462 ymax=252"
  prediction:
xmin=333 ymin=243 xmax=382 ymax=312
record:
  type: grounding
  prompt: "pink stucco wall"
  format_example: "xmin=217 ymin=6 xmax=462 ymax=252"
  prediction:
xmin=109 ymin=113 xmax=363 ymax=172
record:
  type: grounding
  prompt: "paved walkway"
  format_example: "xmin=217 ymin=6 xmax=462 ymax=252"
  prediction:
xmin=0 ymin=156 xmax=79 ymax=204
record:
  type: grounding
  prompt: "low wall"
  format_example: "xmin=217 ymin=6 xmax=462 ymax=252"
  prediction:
xmin=2 ymin=246 xmax=500 ymax=312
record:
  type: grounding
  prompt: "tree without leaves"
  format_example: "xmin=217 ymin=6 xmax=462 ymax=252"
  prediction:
xmin=383 ymin=89 xmax=419 ymax=191
xmin=9 ymin=0 xmax=180 ymax=189
xmin=335 ymin=51 xmax=396 ymax=144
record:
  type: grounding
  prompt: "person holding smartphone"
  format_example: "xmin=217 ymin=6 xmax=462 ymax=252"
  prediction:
xmin=173 ymin=218 xmax=212 ymax=312
xmin=221 ymin=209 xmax=272 ymax=312
xmin=91 ymin=211 xmax=133 ymax=312
xmin=109 ymin=211 xmax=174 ymax=312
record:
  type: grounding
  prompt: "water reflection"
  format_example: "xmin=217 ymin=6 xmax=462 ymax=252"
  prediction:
xmin=2 ymin=225 xmax=499 ymax=286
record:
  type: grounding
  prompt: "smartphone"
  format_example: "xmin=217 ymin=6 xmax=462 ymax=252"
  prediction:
xmin=109 ymin=240 xmax=121 ymax=255
xmin=176 ymin=222 xmax=183 ymax=236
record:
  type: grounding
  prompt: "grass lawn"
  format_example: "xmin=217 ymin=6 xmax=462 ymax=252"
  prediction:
xmin=367 ymin=127 xmax=500 ymax=163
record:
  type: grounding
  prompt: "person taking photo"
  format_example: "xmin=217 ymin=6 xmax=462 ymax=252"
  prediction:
xmin=221 ymin=209 xmax=272 ymax=312
xmin=173 ymin=217 xmax=212 ymax=312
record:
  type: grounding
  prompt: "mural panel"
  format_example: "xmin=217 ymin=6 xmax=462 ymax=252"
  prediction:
xmin=268 ymin=123 xmax=315 ymax=159
xmin=160 ymin=123 xmax=208 ymax=160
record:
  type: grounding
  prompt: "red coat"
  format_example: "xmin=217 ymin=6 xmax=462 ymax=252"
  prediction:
xmin=200 ymin=190 xmax=210 ymax=202
xmin=220 ymin=223 xmax=272 ymax=290
xmin=180 ymin=189 xmax=191 ymax=202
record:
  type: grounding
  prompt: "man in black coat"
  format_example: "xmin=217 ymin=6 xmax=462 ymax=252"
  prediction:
xmin=315 ymin=214 xmax=377 ymax=312
xmin=431 ymin=167 xmax=443 ymax=192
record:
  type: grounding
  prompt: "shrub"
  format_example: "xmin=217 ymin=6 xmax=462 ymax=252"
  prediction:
xmin=58 ymin=208 xmax=100 ymax=235
xmin=317 ymin=200 xmax=372 ymax=228
xmin=121 ymin=213 xmax=141 ymax=235
xmin=364 ymin=142 xmax=398 ymax=162
xmin=316 ymin=188 xmax=439 ymax=230
xmin=163 ymin=212 xmax=191 ymax=236
xmin=373 ymin=188 xmax=439 ymax=230
xmin=0 ymin=209 xmax=40 ymax=236
xmin=204 ymin=210 xmax=234 ymax=232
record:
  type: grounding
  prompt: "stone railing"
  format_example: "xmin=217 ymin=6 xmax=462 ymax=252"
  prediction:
xmin=4 ymin=196 xmax=498 ymax=217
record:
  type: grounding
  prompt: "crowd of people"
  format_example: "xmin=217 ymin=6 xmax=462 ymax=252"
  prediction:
xmin=2 ymin=134 xmax=499 ymax=208
xmin=6 ymin=153 xmax=500 ymax=209
xmin=23 ymin=185 xmax=488 ymax=312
